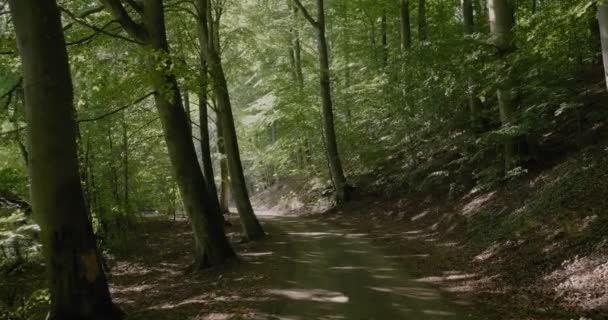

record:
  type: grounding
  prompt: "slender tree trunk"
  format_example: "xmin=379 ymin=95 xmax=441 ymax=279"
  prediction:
xmin=107 ymin=127 xmax=120 ymax=204
xmin=400 ymin=0 xmax=411 ymax=51
xmin=196 ymin=2 xmax=222 ymax=218
xmin=142 ymin=0 xmax=235 ymax=267
xmin=463 ymin=0 xmax=475 ymax=35
xmin=381 ymin=9 xmax=388 ymax=67
xmin=216 ymin=114 xmax=231 ymax=214
xmin=121 ymin=112 xmax=130 ymax=215
xmin=292 ymin=6 xmax=305 ymax=87
xmin=184 ymin=90 xmax=191 ymax=125
xmin=293 ymin=0 xmax=351 ymax=203
xmin=488 ymin=0 xmax=517 ymax=170
xmin=315 ymin=0 xmax=350 ymax=203
xmin=463 ymin=0 xmax=482 ymax=128
xmin=418 ymin=0 xmax=427 ymax=42
xmin=598 ymin=4 xmax=608 ymax=91
xmin=9 ymin=0 xmax=122 ymax=318
xmin=198 ymin=0 xmax=265 ymax=240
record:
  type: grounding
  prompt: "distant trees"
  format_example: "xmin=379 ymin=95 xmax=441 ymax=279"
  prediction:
xmin=8 ymin=0 xmax=121 ymax=318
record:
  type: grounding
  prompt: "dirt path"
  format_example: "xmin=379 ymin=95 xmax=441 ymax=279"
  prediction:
xmin=258 ymin=214 xmax=481 ymax=319
xmin=108 ymin=214 xmax=484 ymax=319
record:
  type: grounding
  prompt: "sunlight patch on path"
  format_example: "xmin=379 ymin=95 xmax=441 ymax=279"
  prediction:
xmin=266 ymin=289 xmax=350 ymax=304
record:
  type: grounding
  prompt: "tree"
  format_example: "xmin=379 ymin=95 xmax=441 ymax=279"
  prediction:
xmin=598 ymin=3 xmax=608 ymax=91
xmin=463 ymin=0 xmax=482 ymax=127
xmin=292 ymin=0 xmax=352 ymax=204
xmin=487 ymin=0 xmax=517 ymax=170
xmin=101 ymin=0 xmax=235 ymax=267
xmin=196 ymin=1 xmax=222 ymax=222
xmin=197 ymin=0 xmax=266 ymax=240
xmin=8 ymin=0 xmax=122 ymax=318
xmin=400 ymin=0 xmax=412 ymax=51
xmin=418 ymin=0 xmax=427 ymax=42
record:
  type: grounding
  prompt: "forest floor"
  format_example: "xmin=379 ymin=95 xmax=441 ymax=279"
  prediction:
xmin=250 ymin=143 xmax=608 ymax=319
xmin=107 ymin=212 xmax=497 ymax=320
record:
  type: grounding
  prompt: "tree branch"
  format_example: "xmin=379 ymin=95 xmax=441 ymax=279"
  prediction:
xmin=292 ymin=0 xmax=318 ymax=28
xmin=124 ymin=0 xmax=143 ymax=13
xmin=78 ymin=92 xmax=155 ymax=123
xmin=65 ymin=21 xmax=119 ymax=46
xmin=60 ymin=6 xmax=143 ymax=44
xmin=62 ymin=5 xmax=106 ymax=31
xmin=99 ymin=0 xmax=148 ymax=42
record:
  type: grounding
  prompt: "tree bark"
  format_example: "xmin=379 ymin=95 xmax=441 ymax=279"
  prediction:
xmin=488 ymin=0 xmax=517 ymax=170
xmin=315 ymin=0 xmax=350 ymax=203
xmin=293 ymin=13 xmax=305 ymax=87
xmin=184 ymin=89 xmax=191 ymax=125
xmin=197 ymin=0 xmax=265 ymax=240
xmin=9 ymin=0 xmax=122 ymax=318
xmin=293 ymin=0 xmax=351 ymax=204
xmin=381 ymin=9 xmax=388 ymax=67
xmin=400 ymin=0 xmax=411 ymax=51
xmin=122 ymin=112 xmax=130 ymax=214
xmin=216 ymin=113 xmax=231 ymax=214
xmin=463 ymin=0 xmax=482 ymax=128
xmin=418 ymin=0 xmax=427 ymax=42
xmin=197 ymin=1 xmax=222 ymax=219
xmin=598 ymin=4 xmax=608 ymax=91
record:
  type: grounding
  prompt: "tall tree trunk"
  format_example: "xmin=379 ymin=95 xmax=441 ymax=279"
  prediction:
xmin=121 ymin=112 xmax=130 ymax=215
xmin=293 ymin=0 xmax=351 ymax=203
xmin=418 ymin=0 xmax=427 ymax=42
xmin=487 ymin=0 xmax=517 ymax=170
xmin=141 ymin=0 xmax=235 ymax=267
xmin=197 ymin=0 xmax=265 ymax=240
xmin=9 ymin=0 xmax=122 ymax=318
xmin=598 ymin=4 xmax=608 ymax=90
xmin=316 ymin=0 xmax=350 ymax=203
xmin=107 ymin=127 xmax=120 ymax=204
xmin=317 ymin=0 xmax=350 ymax=203
xmin=400 ymin=0 xmax=411 ymax=51
xmin=184 ymin=90 xmax=191 ymax=125
xmin=293 ymin=7 xmax=305 ymax=87
xmin=197 ymin=2 xmax=222 ymax=218
xmin=380 ymin=9 xmax=388 ymax=67
xmin=463 ymin=0 xmax=475 ymax=34
xmin=463 ymin=0 xmax=482 ymax=128
xmin=216 ymin=113 xmax=231 ymax=214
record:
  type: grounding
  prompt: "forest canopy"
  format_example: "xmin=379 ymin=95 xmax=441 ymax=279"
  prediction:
xmin=1 ymin=0 xmax=608 ymax=319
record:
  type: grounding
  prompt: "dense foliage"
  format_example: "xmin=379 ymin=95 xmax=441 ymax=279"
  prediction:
xmin=0 ymin=0 xmax=607 ymax=317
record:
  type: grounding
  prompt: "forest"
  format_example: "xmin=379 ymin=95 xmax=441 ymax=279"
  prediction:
xmin=1 ymin=0 xmax=608 ymax=319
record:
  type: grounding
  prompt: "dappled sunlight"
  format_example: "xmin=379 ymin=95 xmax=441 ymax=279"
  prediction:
xmin=412 ymin=210 xmax=431 ymax=221
xmin=241 ymin=251 xmax=274 ymax=258
xmin=195 ymin=313 xmax=235 ymax=320
xmin=545 ymin=253 xmax=608 ymax=310
xmin=460 ymin=192 xmax=496 ymax=217
xmin=444 ymin=275 xmax=501 ymax=293
xmin=474 ymin=244 xmax=500 ymax=261
xmin=422 ymin=309 xmax=456 ymax=316
xmin=366 ymin=285 xmax=441 ymax=300
xmin=329 ymin=266 xmax=366 ymax=271
xmin=416 ymin=271 xmax=478 ymax=284
xmin=111 ymin=261 xmax=180 ymax=278
xmin=266 ymin=289 xmax=349 ymax=304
